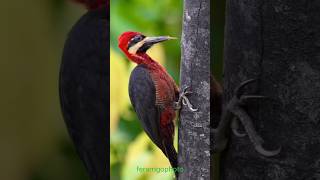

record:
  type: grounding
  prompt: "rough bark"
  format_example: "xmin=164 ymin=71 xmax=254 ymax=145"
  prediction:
xmin=222 ymin=0 xmax=320 ymax=179
xmin=178 ymin=0 xmax=210 ymax=179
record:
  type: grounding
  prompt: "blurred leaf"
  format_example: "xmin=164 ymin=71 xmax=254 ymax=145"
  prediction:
xmin=110 ymin=49 xmax=131 ymax=133
xmin=146 ymin=144 xmax=174 ymax=180
xmin=121 ymin=133 xmax=153 ymax=180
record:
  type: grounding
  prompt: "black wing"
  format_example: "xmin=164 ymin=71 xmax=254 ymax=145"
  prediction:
xmin=129 ymin=65 xmax=178 ymax=173
xmin=59 ymin=8 xmax=108 ymax=180
xmin=128 ymin=65 xmax=163 ymax=149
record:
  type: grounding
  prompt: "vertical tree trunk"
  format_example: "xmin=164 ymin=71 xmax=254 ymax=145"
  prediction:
xmin=222 ymin=0 xmax=320 ymax=179
xmin=178 ymin=0 xmax=210 ymax=179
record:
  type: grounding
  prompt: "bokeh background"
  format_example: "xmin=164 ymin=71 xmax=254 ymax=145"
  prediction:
xmin=1 ymin=1 xmax=92 ymax=180
xmin=110 ymin=0 xmax=182 ymax=179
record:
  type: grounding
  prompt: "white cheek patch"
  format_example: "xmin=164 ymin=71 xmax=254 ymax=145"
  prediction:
xmin=128 ymin=39 xmax=145 ymax=54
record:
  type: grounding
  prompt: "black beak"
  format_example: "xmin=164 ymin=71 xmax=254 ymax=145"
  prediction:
xmin=137 ymin=36 xmax=176 ymax=53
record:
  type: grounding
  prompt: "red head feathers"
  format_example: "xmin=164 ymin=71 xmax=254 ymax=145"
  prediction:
xmin=118 ymin=32 xmax=141 ymax=53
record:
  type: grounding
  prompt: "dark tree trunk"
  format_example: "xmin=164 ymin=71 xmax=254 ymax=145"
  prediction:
xmin=178 ymin=0 xmax=210 ymax=179
xmin=222 ymin=0 xmax=320 ymax=179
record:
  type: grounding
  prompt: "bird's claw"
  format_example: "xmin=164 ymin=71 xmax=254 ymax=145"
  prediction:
xmin=255 ymin=144 xmax=281 ymax=157
xmin=232 ymin=128 xmax=247 ymax=137
xmin=231 ymin=118 xmax=246 ymax=137
xmin=213 ymin=78 xmax=281 ymax=157
xmin=182 ymin=96 xmax=198 ymax=112
xmin=175 ymin=86 xmax=198 ymax=112
xmin=231 ymin=125 xmax=247 ymax=137
xmin=234 ymin=78 xmax=257 ymax=98
xmin=233 ymin=107 xmax=281 ymax=157
xmin=181 ymin=86 xmax=193 ymax=95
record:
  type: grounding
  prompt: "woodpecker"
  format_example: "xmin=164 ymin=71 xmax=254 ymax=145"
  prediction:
xmin=118 ymin=31 xmax=196 ymax=177
xmin=59 ymin=1 xmax=109 ymax=180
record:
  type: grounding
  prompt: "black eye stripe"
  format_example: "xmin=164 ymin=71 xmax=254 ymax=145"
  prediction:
xmin=127 ymin=35 xmax=145 ymax=50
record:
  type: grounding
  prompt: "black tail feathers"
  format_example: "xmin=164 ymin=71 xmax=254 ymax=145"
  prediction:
xmin=163 ymin=142 xmax=179 ymax=178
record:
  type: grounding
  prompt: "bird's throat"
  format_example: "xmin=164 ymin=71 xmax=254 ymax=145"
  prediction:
xmin=130 ymin=53 xmax=155 ymax=65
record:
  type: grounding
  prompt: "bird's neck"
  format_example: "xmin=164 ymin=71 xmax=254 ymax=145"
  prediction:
xmin=130 ymin=54 xmax=165 ymax=71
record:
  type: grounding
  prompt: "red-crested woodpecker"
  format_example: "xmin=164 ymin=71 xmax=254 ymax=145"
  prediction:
xmin=118 ymin=31 xmax=196 ymax=177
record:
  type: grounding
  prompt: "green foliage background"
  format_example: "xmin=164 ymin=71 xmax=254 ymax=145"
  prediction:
xmin=110 ymin=0 xmax=226 ymax=179
xmin=110 ymin=0 xmax=183 ymax=179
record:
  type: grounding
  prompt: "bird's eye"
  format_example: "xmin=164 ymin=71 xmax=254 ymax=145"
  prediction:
xmin=127 ymin=35 xmax=145 ymax=50
xmin=132 ymin=35 xmax=144 ymax=43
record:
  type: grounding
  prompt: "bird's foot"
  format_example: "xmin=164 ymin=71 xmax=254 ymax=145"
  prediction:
xmin=174 ymin=86 xmax=198 ymax=112
xmin=212 ymin=79 xmax=281 ymax=156
xmin=231 ymin=107 xmax=281 ymax=157
xmin=231 ymin=118 xmax=246 ymax=137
